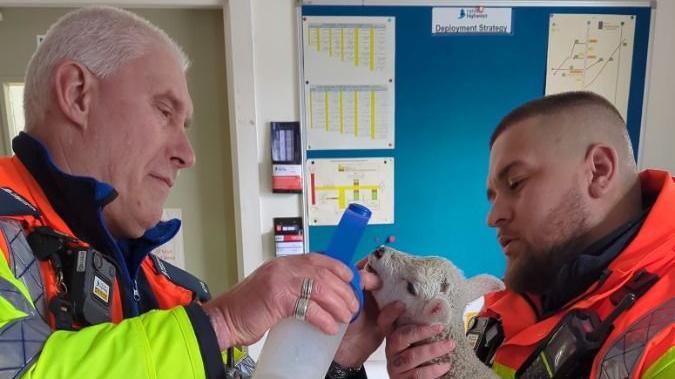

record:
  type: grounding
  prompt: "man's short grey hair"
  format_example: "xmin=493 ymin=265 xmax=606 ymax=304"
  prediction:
xmin=24 ymin=6 xmax=190 ymax=130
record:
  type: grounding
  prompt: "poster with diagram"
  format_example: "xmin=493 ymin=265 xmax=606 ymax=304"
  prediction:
xmin=307 ymin=158 xmax=394 ymax=225
xmin=545 ymin=14 xmax=636 ymax=120
xmin=303 ymin=16 xmax=395 ymax=150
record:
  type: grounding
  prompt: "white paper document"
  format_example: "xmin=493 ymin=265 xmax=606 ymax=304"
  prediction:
xmin=151 ymin=208 xmax=185 ymax=269
xmin=307 ymin=84 xmax=392 ymax=150
xmin=545 ymin=14 xmax=636 ymax=120
xmin=307 ymin=158 xmax=394 ymax=226
xmin=303 ymin=16 xmax=395 ymax=150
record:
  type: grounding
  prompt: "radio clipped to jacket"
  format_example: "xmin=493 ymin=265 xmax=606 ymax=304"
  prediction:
xmin=28 ymin=227 xmax=115 ymax=328
xmin=69 ymin=248 xmax=116 ymax=324
xmin=516 ymin=269 xmax=659 ymax=378
xmin=517 ymin=309 xmax=604 ymax=378
xmin=466 ymin=316 xmax=504 ymax=366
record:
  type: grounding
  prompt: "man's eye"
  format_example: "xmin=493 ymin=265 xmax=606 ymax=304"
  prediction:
xmin=508 ymin=178 xmax=525 ymax=190
xmin=406 ymin=281 xmax=417 ymax=296
xmin=157 ymin=105 xmax=172 ymax=119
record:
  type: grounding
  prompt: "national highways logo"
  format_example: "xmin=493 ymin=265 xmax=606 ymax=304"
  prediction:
xmin=458 ymin=6 xmax=488 ymax=20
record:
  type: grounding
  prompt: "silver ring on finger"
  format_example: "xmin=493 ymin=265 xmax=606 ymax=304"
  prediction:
xmin=294 ymin=297 xmax=310 ymax=320
xmin=301 ymin=277 xmax=314 ymax=300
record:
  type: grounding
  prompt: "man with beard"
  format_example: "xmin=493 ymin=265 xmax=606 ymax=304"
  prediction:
xmin=379 ymin=92 xmax=674 ymax=379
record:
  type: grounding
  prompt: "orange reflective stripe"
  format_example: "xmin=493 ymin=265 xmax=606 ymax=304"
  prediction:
xmin=483 ymin=291 xmax=538 ymax=341
xmin=0 ymin=157 xmax=75 ymax=236
xmin=110 ymin=279 xmax=124 ymax=323
xmin=142 ymin=258 xmax=194 ymax=309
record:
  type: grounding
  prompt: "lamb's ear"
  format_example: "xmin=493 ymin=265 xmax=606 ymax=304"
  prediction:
xmin=465 ymin=274 xmax=505 ymax=303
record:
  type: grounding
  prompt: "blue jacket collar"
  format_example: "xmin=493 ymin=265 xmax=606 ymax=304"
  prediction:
xmin=12 ymin=132 xmax=180 ymax=277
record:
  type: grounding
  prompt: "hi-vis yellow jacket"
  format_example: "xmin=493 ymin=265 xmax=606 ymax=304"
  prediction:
xmin=0 ymin=133 xmax=252 ymax=378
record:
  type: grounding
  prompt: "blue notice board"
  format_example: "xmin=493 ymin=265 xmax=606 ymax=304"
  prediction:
xmin=303 ymin=3 xmax=652 ymax=277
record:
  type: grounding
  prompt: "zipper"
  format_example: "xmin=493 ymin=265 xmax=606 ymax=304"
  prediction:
xmin=102 ymin=249 xmax=140 ymax=316
xmin=133 ymin=279 xmax=141 ymax=302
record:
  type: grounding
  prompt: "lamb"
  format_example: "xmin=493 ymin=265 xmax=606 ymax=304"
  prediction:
xmin=366 ymin=245 xmax=504 ymax=379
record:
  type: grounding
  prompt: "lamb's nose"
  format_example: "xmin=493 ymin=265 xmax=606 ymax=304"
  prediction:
xmin=374 ymin=246 xmax=386 ymax=259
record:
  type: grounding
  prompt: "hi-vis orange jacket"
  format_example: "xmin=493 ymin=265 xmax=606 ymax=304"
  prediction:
xmin=0 ymin=133 xmax=252 ymax=378
xmin=481 ymin=170 xmax=674 ymax=379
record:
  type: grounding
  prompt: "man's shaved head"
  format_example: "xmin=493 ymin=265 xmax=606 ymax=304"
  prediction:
xmin=490 ymin=91 xmax=636 ymax=175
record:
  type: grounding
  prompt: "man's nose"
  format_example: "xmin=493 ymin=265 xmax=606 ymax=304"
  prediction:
xmin=487 ymin=199 xmax=511 ymax=228
xmin=171 ymin=131 xmax=196 ymax=169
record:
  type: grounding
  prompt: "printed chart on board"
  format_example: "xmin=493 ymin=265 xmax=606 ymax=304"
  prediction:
xmin=303 ymin=16 xmax=395 ymax=150
xmin=545 ymin=14 xmax=636 ymax=120
xmin=307 ymin=158 xmax=394 ymax=225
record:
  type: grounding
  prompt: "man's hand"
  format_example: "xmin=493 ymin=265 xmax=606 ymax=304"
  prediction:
xmin=379 ymin=305 xmax=456 ymax=379
xmin=333 ymin=261 xmax=383 ymax=368
xmin=202 ymin=254 xmax=359 ymax=350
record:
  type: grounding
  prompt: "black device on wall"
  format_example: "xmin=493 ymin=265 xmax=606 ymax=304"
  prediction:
xmin=273 ymin=217 xmax=304 ymax=256
xmin=271 ymin=121 xmax=302 ymax=193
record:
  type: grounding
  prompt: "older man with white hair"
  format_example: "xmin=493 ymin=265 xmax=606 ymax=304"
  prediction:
xmin=0 ymin=6 xmax=384 ymax=379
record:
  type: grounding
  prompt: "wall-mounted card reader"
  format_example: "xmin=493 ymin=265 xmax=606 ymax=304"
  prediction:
xmin=274 ymin=217 xmax=304 ymax=256
xmin=271 ymin=121 xmax=302 ymax=193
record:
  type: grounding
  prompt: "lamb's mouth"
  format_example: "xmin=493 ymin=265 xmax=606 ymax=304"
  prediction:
xmin=364 ymin=262 xmax=379 ymax=276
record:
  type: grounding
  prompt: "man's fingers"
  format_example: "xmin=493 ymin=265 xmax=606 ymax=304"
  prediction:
xmin=377 ymin=302 xmax=405 ymax=335
xmin=304 ymin=299 xmax=341 ymax=335
xmin=377 ymin=302 xmax=404 ymax=333
xmin=387 ymin=339 xmax=454 ymax=373
xmin=282 ymin=254 xmax=365 ymax=325
xmin=377 ymin=301 xmax=405 ymax=336
xmin=385 ymin=324 xmax=445 ymax=356
xmin=310 ymin=273 xmax=358 ymax=323
xmin=305 ymin=253 xmax=353 ymax=282
xmin=395 ymin=362 xmax=451 ymax=379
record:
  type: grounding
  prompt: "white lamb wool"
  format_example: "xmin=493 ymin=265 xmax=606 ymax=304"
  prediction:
xmin=367 ymin=245 xmax=504 ymax=379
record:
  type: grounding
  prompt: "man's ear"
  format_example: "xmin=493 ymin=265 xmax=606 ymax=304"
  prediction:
xmin=53 ymin=60 xmax=96 ymax=129
xmin=585 ymin=144 xmax=618 ymax=199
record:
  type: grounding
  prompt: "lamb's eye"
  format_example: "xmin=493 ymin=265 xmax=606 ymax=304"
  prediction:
xmin=406 ymin=281 xmax=417 ymax=296
xmin=441 ymin=279 xmax=449 ymax=293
